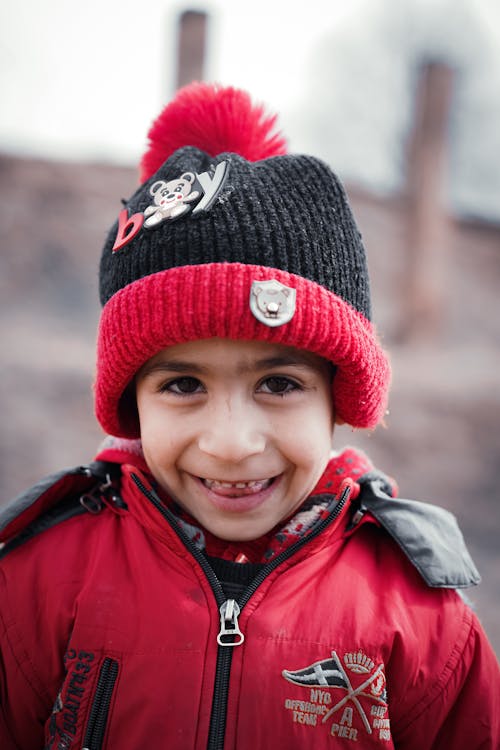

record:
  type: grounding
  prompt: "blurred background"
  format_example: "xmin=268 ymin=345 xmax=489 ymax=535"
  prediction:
xmin=1 ymin=0 xmax=499 ymax=653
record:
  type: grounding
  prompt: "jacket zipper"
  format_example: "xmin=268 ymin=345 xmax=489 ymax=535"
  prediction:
xmin=82 ymin=657 xmax=119 ymax=750
xmin=131 ymin=473 xmax=351 ymax=750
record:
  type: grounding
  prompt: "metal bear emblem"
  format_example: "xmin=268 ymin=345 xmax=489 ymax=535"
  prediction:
xmin=250 ymin=279 xmax=296 ymax=327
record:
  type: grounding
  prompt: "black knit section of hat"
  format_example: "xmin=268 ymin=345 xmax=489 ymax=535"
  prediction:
xmin=99 ymin=146 xmax=372 ymax=319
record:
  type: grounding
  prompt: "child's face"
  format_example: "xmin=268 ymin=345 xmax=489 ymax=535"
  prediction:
xmin=135 ymin=338 xmax=336 ymax=541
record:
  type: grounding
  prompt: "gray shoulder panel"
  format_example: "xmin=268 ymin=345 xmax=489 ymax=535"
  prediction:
xmin=0 ymin=467 xmax=85 ymax=534
xmin=358 ymin=476 xmax=481 ymax=588
xmin=0 ymin=462 xmax=122 ymax=559
xmin=0 ymin=462 xmax=112 ymax=535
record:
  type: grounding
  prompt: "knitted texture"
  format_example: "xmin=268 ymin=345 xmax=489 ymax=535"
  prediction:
xmin=96 ymin=263 xmax=389 ymax=436
xmin=94 ymin=83 xmax=391 ymax=437
xmin=99 ymin=150 xmax=371 ymax=317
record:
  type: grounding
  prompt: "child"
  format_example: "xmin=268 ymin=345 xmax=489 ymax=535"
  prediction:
xmin=0 ymin=83 xmax=498 ymax=750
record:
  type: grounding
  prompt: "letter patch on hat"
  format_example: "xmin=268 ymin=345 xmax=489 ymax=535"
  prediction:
xmin=112 ymin=161 xmax=229 ymax=252
xmin=250 ymin=279 xmax=296 ymax=327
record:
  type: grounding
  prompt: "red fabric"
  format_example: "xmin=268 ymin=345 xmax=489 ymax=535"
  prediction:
xmin=140 ymin=82 xmax=288 ymax=183
xmin=95 ymin=263 xmax=391 ymax=437
xmin=1 ymin=454 xmax=499 ymax=749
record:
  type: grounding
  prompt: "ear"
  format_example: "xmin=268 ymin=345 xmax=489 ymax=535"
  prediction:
xmin=150 ymin=180 xmax=167 ymax=196
xmin=181 ymin=172 xmax=195 ymax=183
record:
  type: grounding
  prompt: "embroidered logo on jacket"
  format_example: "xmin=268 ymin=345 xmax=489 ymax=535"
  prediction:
xmin=282 ymin=649 xmax=391 ymax=742
xmin=44 ymin=649 xmax=96 ymax=749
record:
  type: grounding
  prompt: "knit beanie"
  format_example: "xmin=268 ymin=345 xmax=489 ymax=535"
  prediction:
xmin=95 ymin=82 xmax=390 ymax=438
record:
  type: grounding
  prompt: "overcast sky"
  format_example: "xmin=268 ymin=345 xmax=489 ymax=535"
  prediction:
xmin=1 ymin=0 xmax=499 ymax=220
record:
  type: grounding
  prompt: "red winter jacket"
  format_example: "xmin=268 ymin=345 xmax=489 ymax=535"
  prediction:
xmin=0 ymin=446 xmax=499 ymax=749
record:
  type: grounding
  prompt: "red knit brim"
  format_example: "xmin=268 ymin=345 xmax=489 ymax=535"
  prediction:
xmin=95 ymin=263 xmax=391 ymax=437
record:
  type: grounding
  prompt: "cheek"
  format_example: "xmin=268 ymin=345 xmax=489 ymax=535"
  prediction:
xmin=138 ymin=403 xmax=193 ymax=469
xmin=136 ymin=400 xmax=169 ymax=452
xmin=143 ymin=416 xmax=178 ymax=452
xmin=286 ymin=412 xmax=333 ymax=467
xmin=141 ymin=433 xmax=179 ymax=485
xmin=308 ymin=394 xmax=335 ymax=433
xmin=305 ymin=409 xmax=334 ymax=461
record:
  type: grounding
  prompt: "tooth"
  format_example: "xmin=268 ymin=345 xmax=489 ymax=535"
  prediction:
xmin=203 ymin=478 xmax=273 ymax=491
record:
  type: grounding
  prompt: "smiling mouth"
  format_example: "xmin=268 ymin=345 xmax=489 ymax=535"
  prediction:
xmin=201 ymin=477 xmax=274 ymax=496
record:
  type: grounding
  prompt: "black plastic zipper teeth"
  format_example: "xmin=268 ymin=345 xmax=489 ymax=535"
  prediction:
xmin=237 ymin=485 xmax=351 ymax=608
xmin=131 ymin=474 xmax=351 ymax=750
xmin=207 ymin=485 xmax=351 ymax=750
xmin=131 ymin=474 xmax=232 ymax=750
xmin=131 ymin=475 xmax=228 ymax=603
xmin=82 ymin=657 xmax=119 ymax=750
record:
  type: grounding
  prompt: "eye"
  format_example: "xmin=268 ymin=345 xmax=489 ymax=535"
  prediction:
xmin=160 ymin=376 xmax=204 ymax=395
xmin=257 ymin=376 xmax=301 ymax=395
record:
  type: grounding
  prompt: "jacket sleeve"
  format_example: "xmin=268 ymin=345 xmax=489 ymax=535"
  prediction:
xmin=0 ymin=590 xmax=48 ymax=748
xmin=394 ymin=608 xmax=500 ymax=749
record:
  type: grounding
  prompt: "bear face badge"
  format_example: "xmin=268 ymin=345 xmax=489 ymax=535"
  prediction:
xmin=111 ymin=161 xmax=230 ymax=252
xmin=250 ymin=279 xmax=296 ymax=327
xmin=143 ymin=172 xmax=201 ymax=227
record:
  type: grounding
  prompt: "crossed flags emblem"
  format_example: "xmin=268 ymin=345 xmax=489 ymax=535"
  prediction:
xmin=282 ymin=651 xmax=387 ymax=735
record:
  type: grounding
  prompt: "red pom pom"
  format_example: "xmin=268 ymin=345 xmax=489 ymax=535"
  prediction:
xmin=140 ymin=82 xmax=288 ymax=183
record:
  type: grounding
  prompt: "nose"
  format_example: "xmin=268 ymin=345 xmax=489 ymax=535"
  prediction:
xmin=198 ymin=397 xmax=266 ymax=463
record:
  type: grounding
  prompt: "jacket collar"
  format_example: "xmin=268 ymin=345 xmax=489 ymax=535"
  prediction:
xmin=112 ymin=443 xmax=380 ymax=564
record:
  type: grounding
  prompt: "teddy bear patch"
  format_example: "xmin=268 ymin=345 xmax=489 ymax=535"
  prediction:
xmin=143 ymin=172 xmax=201 ymax=228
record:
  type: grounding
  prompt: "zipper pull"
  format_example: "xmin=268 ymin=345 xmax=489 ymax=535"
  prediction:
xmin=217 ymin=599 xmax=245 ymax=647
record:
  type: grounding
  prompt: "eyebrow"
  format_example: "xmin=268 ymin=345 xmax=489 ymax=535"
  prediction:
xmin=243 ymin=355 xmax=316 ymax=372
xmin=139 ymin=360 xmax=206 ymax=377
xmin=139 ymin=354 xmax=318 ymax=378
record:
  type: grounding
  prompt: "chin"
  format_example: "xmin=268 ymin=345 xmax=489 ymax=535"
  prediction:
xmin=207 ymin=521 xmax=269 ymax=543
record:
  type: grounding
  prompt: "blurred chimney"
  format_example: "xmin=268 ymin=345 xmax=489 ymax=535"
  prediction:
xmin=176 ymin=10 xmax=208 ymax=90
xmin=401 ymin=60 xmax=455 ymax=341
